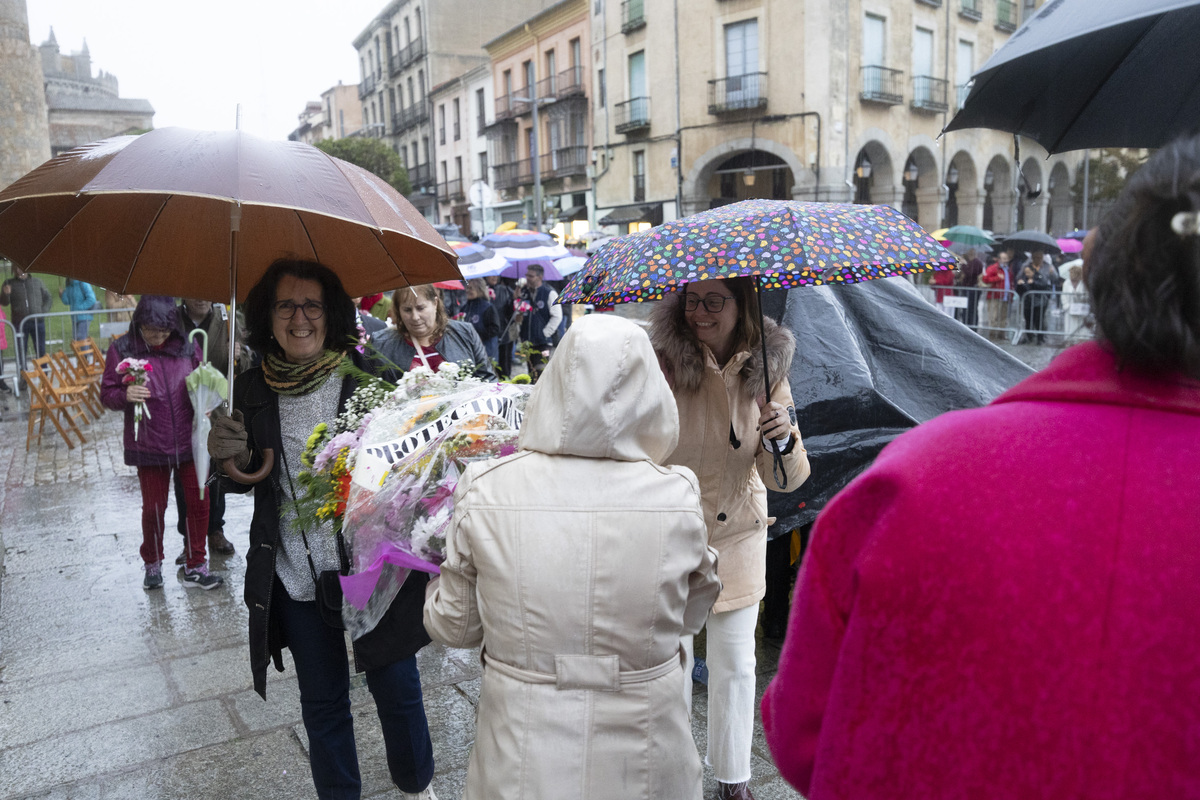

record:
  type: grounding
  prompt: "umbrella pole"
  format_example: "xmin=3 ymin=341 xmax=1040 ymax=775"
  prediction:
xmin=227 ymin=203 xmax=241 ymax=400
xmin=754 ymin=282 xmax=787 ymax=490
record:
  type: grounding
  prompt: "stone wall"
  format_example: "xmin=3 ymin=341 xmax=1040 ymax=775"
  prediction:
xmin=0 ymin=0 xmax=51 ymax=189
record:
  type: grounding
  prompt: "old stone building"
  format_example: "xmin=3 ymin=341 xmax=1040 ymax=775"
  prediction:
xmin=37 ymin=29 xmax=154 ymax=156
xmin=591 ymin=0 xmax=1080 ymax=236
xmin=0 ymin=0 xmax=50 ymax=190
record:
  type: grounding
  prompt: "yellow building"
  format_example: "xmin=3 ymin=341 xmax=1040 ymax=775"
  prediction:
xmin=592 ymin=0 xmax=1081 ymax=236
xmin=484 ymin=0 xmax=593 ymax=242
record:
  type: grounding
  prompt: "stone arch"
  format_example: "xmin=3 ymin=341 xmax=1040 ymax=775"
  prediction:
xmin=850 ymin=139 xmax=896 ymax=207
xmin=680 ymin=136 xmax=805 ymax=216
xmin=946 ymin=150 xmax=980 ymax=227
xmin=902 ymin=144 xmax=941 ymax=228
xmin=1018 ymin=156 xmax=1046 ymax=230
xmin=1046 ymin=160 xmax=1074 ymax=235
xmin=983 ymin=154 xmax=1013 ymax=234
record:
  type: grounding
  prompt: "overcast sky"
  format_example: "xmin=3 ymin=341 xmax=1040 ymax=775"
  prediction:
xmin=26 ymin=0 xmax=380 ymax=140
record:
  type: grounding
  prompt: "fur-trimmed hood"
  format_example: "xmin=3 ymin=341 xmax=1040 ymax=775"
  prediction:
xmin=649 ymin=291 xmax=796 ymax=395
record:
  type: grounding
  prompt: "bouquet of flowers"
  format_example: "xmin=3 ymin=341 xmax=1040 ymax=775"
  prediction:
xmin=115 ymin=357 xmax=153 ymax=440
xmin=295 ymin=360 xmax=529 ymax=639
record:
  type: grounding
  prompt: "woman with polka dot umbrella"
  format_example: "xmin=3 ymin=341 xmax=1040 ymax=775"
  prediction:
xmin=561 ymin=199 xmax=957 ymax=477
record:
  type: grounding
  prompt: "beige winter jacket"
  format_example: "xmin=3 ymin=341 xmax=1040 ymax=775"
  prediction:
xmin=650 ymin=294 xmax=810 ymax=613
xmin=424 ymin=314 xmax=721 ymax=800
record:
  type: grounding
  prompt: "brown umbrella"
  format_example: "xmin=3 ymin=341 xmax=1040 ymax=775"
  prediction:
xmin=0 ymin=127 xmax=460 ymax=481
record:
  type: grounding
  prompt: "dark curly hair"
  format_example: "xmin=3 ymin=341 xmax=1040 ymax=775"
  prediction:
xmin=1089 ymin=135 xmax=1200 ymax=379
xmin=241 ymin=259 xmax=358 ymax=358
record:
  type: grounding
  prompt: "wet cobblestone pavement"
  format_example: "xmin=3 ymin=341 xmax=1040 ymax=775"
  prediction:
xmin=0 ymin=395 xmax=799 ymax=799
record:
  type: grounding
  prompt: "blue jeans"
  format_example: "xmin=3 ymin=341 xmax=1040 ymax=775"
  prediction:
xmin=274 ymin=580 xmax=434 ymax=799
xmin=72 ymin=318 xmax=90 ymax=341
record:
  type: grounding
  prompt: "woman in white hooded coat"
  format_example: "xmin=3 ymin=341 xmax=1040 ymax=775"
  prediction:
xmin=424 ymin=314 xmax=721 ymax=800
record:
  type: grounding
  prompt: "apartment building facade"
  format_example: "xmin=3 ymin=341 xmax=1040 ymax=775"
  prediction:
xmin=592 ymin=0 xmax=1080 ymax=236
xmin=483 ymin=0 xmax=592 ymax=239
xmin=431 ymin=64 xmax=495 ymax=235
xmin=290 ymin=83 xmax=363 ymax=144
xmin=353 ymin=0 xmax=555 ymax=223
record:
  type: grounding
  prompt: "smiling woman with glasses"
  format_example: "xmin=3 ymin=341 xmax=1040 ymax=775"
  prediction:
xmin=207 ymin=258 xmax=438 ymax=799
xmin=649 ymin=276 xmax=810 ymax=800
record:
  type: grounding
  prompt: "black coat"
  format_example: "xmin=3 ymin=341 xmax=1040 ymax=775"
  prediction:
xmin=224 ymin=353 xmax=431 ymax=700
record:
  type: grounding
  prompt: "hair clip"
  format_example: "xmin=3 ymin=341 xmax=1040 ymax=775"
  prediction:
xmin=1171 ymin=210 xmax=1200 ymax=237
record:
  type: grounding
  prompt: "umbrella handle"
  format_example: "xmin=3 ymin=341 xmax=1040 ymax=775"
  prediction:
xmin=223 ymin=448 xmax=275 ymax=485
xmin=188 ymin=328 xmax=209 ymax=364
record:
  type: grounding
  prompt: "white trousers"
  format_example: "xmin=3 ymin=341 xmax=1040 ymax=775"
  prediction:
xmin=682 ymin=603 xmax=759 ymax=784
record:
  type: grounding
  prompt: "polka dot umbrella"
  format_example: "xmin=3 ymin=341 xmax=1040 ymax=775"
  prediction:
xmin=559 ymin=199 xmax=957 ymax=486
xmin=561 ymin=200 xmax=957 ymax=306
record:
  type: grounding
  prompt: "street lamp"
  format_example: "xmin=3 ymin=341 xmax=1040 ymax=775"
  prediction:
xmin=512 ymin=94 xmax=556 ymax=232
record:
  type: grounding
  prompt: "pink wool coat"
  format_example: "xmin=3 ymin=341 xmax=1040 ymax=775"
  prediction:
xmin=762 ymin=341 xmax=1200 ymax=798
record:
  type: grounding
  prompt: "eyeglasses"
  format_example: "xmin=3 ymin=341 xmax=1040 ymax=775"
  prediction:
xmin=273 ymin=300 xmax=325 ymax=320
xmin=683 ymin=293 xmax=735 ymax=313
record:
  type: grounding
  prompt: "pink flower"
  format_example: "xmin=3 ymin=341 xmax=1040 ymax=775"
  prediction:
xmin=419 ymin=480 xmax=457 ymax=516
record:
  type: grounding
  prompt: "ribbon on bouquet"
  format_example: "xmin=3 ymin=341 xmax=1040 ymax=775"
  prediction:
xmin=339 ymin=543 xmax=441 ymax=610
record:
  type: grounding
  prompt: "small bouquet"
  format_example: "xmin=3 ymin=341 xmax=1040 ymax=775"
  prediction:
xmin=116 ymin=357 xmax=153 ymax=440
xmin=295 ymin=360 xmax=529 ymax=638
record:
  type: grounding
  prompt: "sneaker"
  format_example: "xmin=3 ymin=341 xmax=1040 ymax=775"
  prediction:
xmin=401 ymin=786 xmax=438 ymax=800
xmin=143 ymin=562 xmax=163 ymax=590
xmin=175 ymin=549 xmax=186 ymax=566
xmin=182 ymin=563 xmax=224 ymax=590
xmin=0 ymin=380 xmax=11 ymax=394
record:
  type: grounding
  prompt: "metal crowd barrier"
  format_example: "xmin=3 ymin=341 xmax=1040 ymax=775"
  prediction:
xmin=918 ymin=284 xmax=1092 ymax=345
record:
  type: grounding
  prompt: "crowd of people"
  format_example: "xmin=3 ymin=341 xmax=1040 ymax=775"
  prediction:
xmin=934 ymin=240 xmax=1093 ymax=342
xmin=10 ymin=132 xmax=1200 ymax=799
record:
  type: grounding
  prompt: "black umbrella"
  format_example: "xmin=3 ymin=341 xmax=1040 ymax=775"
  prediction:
xmin=944 ymin=0 xmax=1200 ymax=153
xmin=998 ymin=229 xmax=1061 ymax=254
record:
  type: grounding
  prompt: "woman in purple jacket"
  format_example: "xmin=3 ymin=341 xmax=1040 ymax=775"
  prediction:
xmin=100 ymin=295 xmax=223 ymax=591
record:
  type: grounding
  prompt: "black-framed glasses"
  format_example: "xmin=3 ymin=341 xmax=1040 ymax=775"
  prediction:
xmin=273 ymin=300 xmax=325 ymax=320
xmin=683 ymin=293 xmax=735 ymax=313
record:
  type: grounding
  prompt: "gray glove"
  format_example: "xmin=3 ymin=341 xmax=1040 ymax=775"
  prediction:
xmin=208 ymin=407 xmax=251 ymax=470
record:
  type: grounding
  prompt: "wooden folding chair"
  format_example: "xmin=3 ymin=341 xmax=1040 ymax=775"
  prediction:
xmin=52 ymin=350 xmax=103 ymax=418
xmin=71 ymin=338 xmax=106 ymax=378
xmin=32 ymin=355 xmax=93 ymax=424
xmin=23 ymin=359 xmax=89 ymax=450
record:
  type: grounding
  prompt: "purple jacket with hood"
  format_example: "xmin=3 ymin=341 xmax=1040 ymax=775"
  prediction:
xmin=100 ymin=295 xmax=202 ymax=467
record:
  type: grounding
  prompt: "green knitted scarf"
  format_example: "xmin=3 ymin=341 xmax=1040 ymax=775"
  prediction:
xmin=263 ymin=350 xmax=345 ymax=396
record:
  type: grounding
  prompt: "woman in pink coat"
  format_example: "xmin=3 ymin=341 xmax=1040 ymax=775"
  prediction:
xmin=762 ymin=135 xmax=1200 ymax=798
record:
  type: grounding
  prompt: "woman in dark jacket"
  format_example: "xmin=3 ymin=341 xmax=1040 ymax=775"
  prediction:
xmin=459 ymin=278 xmax=501 ymax=364
xmin=208 ymin=260 xmax=436 ymax=800
xmin=374 ymin=283 xmax=494 ymax=380
xmin=100 ymin=295 xmax=220 ymax=590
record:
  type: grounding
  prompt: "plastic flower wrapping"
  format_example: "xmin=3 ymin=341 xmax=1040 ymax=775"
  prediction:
xmin=295 ymin=361 xmax=529 ymax=639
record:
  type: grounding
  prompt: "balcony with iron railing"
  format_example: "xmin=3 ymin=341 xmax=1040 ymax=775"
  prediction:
xmin=392 ymin=102 xmax=429 ymax=134
xmin=996 ymin=0 xmax=1018 ymax=31
xmin=916 ymin=0 xmax=941 ymax=6
xmin=390 ymin=37 xmax=426 ymax=76
xmin=408 ymin=163 xmax=434 ymax=189
xmin=708 ymin=72 xmax=768 ymax=114
xmin=549 ymin=145 xmax=588 ymax=179
xmin=358 ymin=74 xmax=377 ymax=99
xmin=959 ymin=0 xmax=982 ymax=20
xmin=860 ymin=65 xmax=904 ymax=105
xmin=621 ymin=0 xmax=646 ymax=33
xmin=555 ymin=66 xmax=585 ymax=98
xmin=494 ymin=157 xmax=535 ymax=191
xmin=614 ymin=97 xmax=651 ymax=134
xmin=911 ymin=75 xmax=949 ymax=113
xmin=437 ymin=179 xmax=465 ymax=202
xmin=494 ymin=93 xmax=532 ymax=121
